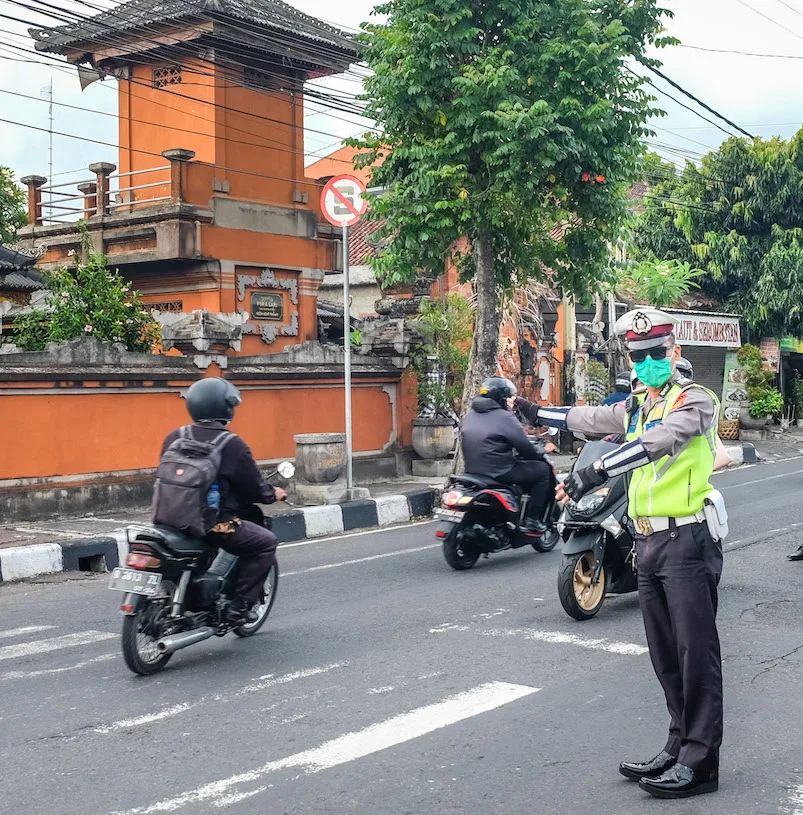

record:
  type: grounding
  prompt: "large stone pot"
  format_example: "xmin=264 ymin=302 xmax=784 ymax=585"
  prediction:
xmin=412 ymin=418 xmax=456 ymax=460
xmin=739 ymin=407 xmax=770 ymax=431
xmin=293 ymin=433 xmax=346 ymax=484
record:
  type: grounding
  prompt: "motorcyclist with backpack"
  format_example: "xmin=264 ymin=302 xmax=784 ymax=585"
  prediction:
xmin=460 ymin=376 xmax=551 ymax=535
xmin=154 ymin=378 xmax=286 ymax=623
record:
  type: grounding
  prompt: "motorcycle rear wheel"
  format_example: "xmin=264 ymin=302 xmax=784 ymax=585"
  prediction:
xmin=531 ymin=527 xmax=560 ymax=553
xmin=121 ymin=595 xmax=174 ymax=675
xmin=234 ymin=563 xmax=279 ymax=638
xmin=442 ymin=526 xmax=479 ymax=571
xmin=558 ymin=551 xmax=607 ymax=620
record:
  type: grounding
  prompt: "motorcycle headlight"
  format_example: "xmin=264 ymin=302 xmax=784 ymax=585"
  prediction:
xmin=575 ymin=487 xmax=610 ymax=515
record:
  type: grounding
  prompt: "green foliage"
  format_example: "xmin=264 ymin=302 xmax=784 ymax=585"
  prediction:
xmin=619 ymin=257 xmax=702 ymax=308
xmin=735 ymin=343 xmax=782 ymax=417
xmin=14 ymin=229 xmax=160 ymax=353
xmin=567 ymin=358 xmax=610 ymax=405
xmin=410 ymin=294 xmax=474 ymax=415
xmin=350 ymin=0 xmax=671 ymax=297
xmin=632 ymin=133 xmax=803 ymax=338
xmin=748 ymin=388 xmax=783 ymax=419
xmin=792 ymin=373 xmax=803 ymax=412
xmin=0 ymin=167 xmax=26 ymax=245
xmin=350 ymin=328 xmax=362 ymax=349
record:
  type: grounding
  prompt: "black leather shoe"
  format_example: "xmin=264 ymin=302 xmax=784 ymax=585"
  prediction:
xmin=788 ymin=545 xmax=803 ymax=561
xmin=225 ymin=601 xmax=258 ymax=624
xmin=523 ymin=518 xmax=547 ymax=536
xmin=619 ymin=750 xmax=677 ymax=782
xmin=639 ymin=764 xmax=718 ymax=799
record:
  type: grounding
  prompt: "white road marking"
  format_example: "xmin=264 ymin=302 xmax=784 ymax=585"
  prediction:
xmin=430 ymin=623 xmax=648 ymax=656
xmin=718 ymin=466 xmax=803 ymax=490
xmin=94 ymin=704 xmax=193 ymax=734
xmin=282 ymin=545 xmax=438 ymax=577
xmin=93 ymin=663 xmax=349 ymax=735
xmin=784 ymin=784 xmax=803 ymax=815
xmin=1 ymin=653 xmax=116 ymax=681
xmin=0 ymin=631 xmax=117 ymax=662
xmin=238 ymin=663 xmax=349 ymax=695
xmin=278 ymin=520 xmax=434 ymax=549
xmin=111 ymin=681 xmax=539 ymax=814
xmin=0 ymin=625 xmax=55 ymax=640
xmin=11 ymin=526 xmax=87 ymax=538
xmin=212 ymin=788 xmax=267 ymax=808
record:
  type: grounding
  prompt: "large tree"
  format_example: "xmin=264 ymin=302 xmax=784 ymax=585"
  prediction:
xmin=355 ymin=0 xmax=670 ymax=408
xmin=633 ymin=132 xmax=803 ymax=340
xmin=0 ymin=167 xmax=26 ymax=245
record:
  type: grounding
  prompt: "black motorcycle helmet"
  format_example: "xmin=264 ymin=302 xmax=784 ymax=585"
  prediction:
xmin=676 ymin=357 xmax=694 ymax=379
xmin=614 ymin=370 xmax=631 ymax=391
xmin=185 ymin=378 xmax=242 ymax=423
xmin=479 ymin=376 xmax=517 ymax=407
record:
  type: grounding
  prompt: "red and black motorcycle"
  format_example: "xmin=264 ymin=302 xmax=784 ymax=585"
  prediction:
xmin=435 ymin=454 xmax=561 ymax=570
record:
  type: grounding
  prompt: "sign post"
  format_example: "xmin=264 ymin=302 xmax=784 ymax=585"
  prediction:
xmin=320 ymin=174 xmax=368 ymax=492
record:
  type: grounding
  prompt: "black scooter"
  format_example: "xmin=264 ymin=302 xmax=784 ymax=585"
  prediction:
xmin=435 ymin=447 xmax=562 ymax=570
xmin=557 ymin=440 xmax=638 ymax=619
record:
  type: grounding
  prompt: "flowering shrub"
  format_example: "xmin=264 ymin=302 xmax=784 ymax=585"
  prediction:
xmin=14 ymin=229 xmax=160 ymax=353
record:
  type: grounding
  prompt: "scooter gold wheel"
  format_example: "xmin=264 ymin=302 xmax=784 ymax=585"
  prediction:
xmin=558 ymin=550 xmax=607 ymax=621
xmin=574 ymin=553 xmax=605 ymax=611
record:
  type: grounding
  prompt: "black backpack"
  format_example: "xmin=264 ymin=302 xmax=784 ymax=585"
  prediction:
xmin=151 ymin=426 xmax=235 ymax=537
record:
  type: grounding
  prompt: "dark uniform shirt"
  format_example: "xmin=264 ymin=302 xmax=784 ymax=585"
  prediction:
xmin=161 ymin=423 xmax=276 ymax=522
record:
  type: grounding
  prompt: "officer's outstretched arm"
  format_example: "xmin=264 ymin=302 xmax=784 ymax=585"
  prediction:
xmin=537 ymin=404 xmax=626 ymax=440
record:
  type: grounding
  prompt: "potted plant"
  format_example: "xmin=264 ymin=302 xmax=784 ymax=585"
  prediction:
xmin=409 ymin=294 xmax=472 ymax=460
xmin=736 ymin=344 xmax=783 ymax=429
xmin=792 ymin=373 xmax=803 ymax=427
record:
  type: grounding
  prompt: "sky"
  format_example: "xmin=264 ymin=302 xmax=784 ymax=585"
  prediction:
xmin=2 ymin=0 xmax=803 ymax=190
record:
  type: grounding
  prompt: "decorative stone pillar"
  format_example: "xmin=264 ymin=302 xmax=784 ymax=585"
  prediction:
xmin=162 ymin=148 xmax=195 ymax=204
xmin=298 ymin=269 xmax=324 ymax=342
xmin=20 ymin=175 xmax=47 ymax=225
xmin=77 ymin=182 xmax=98 ymax=219
xmin=88 ymin=162 xmax=117 ymax=216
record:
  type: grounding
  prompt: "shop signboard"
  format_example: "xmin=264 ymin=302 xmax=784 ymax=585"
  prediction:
xmin=669 ymin=312 xmax=741 ymax=348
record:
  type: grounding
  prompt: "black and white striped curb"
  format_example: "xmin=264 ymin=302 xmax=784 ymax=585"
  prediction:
xmin=0 ymin=488 xmax=440 ymax=584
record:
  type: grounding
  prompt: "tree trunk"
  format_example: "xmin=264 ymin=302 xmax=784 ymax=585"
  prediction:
xmin=454 ymin=230 xmax=501 ymax=472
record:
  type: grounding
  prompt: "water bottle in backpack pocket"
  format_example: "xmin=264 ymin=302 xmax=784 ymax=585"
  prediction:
xmin=151 ymin=426 xmax=234 ymax=537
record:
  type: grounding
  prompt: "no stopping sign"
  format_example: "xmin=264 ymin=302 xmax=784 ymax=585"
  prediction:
xmin=320 ymin=174 xmax=368 ymax=228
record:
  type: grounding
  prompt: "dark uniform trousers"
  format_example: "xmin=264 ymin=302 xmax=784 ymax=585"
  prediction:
xmin=208 ymin=519 xmax=278 ymax=605
xmin=636 ymin=520 xmax=723 ymax=773
xmin=498 ymin=460 xmax=552 ymax=519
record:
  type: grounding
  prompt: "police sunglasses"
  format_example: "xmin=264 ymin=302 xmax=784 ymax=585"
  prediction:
xmin=629 ymin=344 xmax=674 ymax=363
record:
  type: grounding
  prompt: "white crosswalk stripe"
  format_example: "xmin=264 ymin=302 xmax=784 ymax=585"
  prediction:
xmin=0 ymin=625 xmax=56 ymax=640
xmin=0 ymin=630 xmax=117 ymax=662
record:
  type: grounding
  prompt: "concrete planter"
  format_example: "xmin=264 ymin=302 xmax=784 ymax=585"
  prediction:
xmin=739 ymin=407 xmax=770 ymax=431
xmin=293 ymin=433 xmax=346 ymax=484
xmin=412 ymin=418 xmax=455 ymax=460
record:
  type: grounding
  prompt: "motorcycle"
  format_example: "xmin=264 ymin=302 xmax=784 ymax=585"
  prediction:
xmin=557 ymin=440 xmax=637 ymax=620
xmin=435 ymin=442 xmax=562 ymax=570
xmin=108 ymin=461 xmax=295 ymax=675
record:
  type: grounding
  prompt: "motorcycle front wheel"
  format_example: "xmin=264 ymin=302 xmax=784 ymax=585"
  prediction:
xmin=442 ymin=524 xmax=479 ymax=571
xmin=121 ymin=590 xmax=174 ymax=676
xmin=558 ymin=551 xmax=607 ymax=620
xmin=234 ymin=562 xmax=279 ymax=638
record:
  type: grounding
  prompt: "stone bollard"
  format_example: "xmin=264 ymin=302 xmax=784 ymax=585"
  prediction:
xmin=293 ymin=433 xmax=349 ymax=505
xmin=411 ymin=418 xmax=456 ymax=477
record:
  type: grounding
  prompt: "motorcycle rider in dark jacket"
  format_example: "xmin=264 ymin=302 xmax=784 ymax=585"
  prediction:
xmin=460 ymin=377 xmax=551 ymax=534
xmin=159 ymin=378 xmax=286 ymax=623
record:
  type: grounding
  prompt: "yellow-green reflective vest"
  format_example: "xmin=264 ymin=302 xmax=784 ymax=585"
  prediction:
xmin=624 ymin=383 xmax=718 ymax=518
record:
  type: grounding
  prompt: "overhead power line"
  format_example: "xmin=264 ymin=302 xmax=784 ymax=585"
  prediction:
xmin=638 ymin=63 xmax=755 ymax=139
xmin=679 ymin=43 xmax=803 ymax=59
xmin=775 ymin=0 xmax=803 ymax=19
xmin=733 ymin=0 xmax=803 ymax=41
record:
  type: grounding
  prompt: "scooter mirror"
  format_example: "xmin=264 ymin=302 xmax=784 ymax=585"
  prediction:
xmin=277 ymin=461 xmax=295 ymax=479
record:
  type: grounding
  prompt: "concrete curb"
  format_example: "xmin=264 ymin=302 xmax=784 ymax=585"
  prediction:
xmin=0 ymin=488 xmax=441 ymax=584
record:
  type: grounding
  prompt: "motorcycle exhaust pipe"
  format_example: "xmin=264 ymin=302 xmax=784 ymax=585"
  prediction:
xmin=156 ymin=626 xmax=214 ymax=655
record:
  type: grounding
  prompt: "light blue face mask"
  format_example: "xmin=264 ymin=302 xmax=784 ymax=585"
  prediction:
xmin=633 ymin=357 xmax=673 ymax=389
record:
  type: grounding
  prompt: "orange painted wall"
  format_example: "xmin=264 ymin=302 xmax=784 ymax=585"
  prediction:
xmin=0 ymin=381 xmax=399 ymax=480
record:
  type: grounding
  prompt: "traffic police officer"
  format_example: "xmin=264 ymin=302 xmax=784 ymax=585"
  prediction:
xmin=518 ymin=308 xmax=726 ymax=799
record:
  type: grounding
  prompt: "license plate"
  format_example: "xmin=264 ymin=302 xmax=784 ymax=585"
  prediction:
xmin=437 ymin=508 xmax=463 ymax=519
xmin=108 ymin=568 xmax=163 ymax=595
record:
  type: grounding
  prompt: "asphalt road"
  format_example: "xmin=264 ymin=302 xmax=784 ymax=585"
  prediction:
xmin=1 ymin=458 xmax=803 ymax=815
